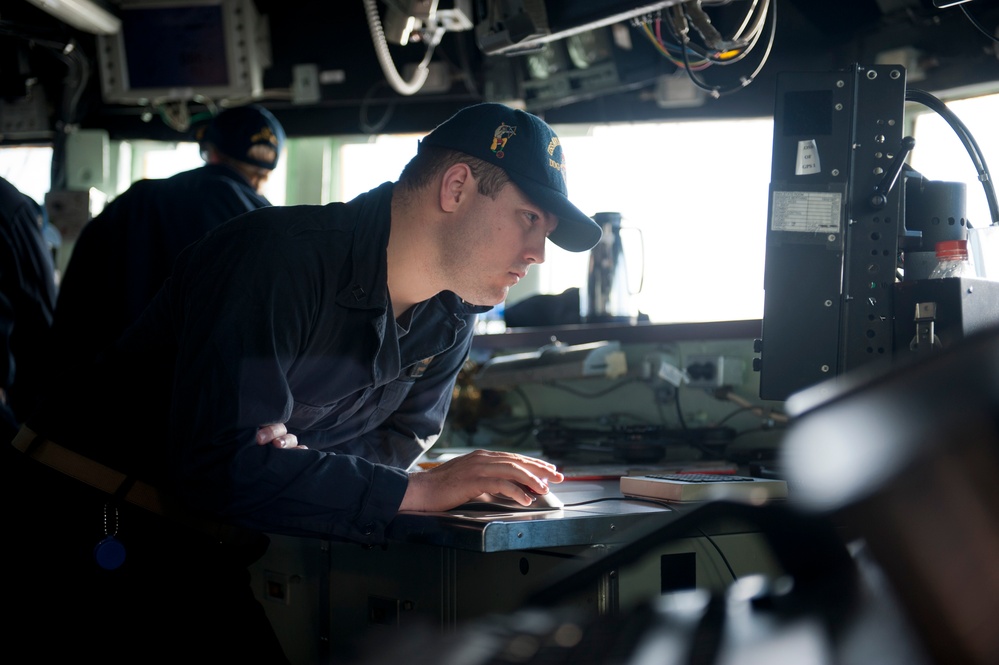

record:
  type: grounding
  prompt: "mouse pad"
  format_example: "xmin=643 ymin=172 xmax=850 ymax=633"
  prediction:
xmin=457 ymin=492 xmax=563 ymax=511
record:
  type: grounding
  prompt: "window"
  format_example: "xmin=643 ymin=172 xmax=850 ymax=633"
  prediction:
xmin=331 ymin=95 xmax=996 ymax=324
xmin=554 ymin=119 xmax=775 ymax=324
xmin=334 ymin=118 xmax=776 ymax=324
xmin=128 ymin=140 xmax=287 ymax=205
xmin=340 ymin=136 xmax=418 ymax=198
xmin=0 ymin=146 xmax=53 ymax=205
xmin=0 ymin=138 xmax=289 ymax=206
xmin=2 ymin=93 xmax=992 ymax=322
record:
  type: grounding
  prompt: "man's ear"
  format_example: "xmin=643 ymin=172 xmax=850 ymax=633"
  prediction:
xmin=439 ymin=163 xmax=474 ymax=213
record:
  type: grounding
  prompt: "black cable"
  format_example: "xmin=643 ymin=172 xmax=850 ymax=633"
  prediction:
xmin=670 ymin=0 xmax=777 ymax=98
xmin=908 ymin=91 xmax=987 ymax=173
xmin=907 ymin=88 xmax=999 ymax=224
xmin=713 ymin=405 xmax=754 ymax=426
xmin=663 ymin=0 xmax=763 ymax=63
xmin=667 ymin=401 xmax=730 ymax=460
xmin=655 ymin=398 xmax=670 ymax=430
xmin=357 ymin=81 xmax=397 ymax=134
xmin=567 ymin=496 xmax=678 ymax=510
xmin=659 ymin=389 xmax=729 ymax=459
xmin=546 ymin=377 xmax=644 ymax=398
xmin=960 ymin=4 xmax=999 ymax=44
xmin=1 ymin=26 xmax=90 ymax=191
xmin=712 ymin=387 xmax=789 ymax=424
xmin=703 ymin=0 xmax=770 ymax=65
xmin=489 ymin=386 xmax=537 ymax=448
xmin=675 ymin=386 xmax=689 ymax=430
xmin=479 ymin=419 xmax=533 ymax=436
xmin=512 ymin=386 xmax=535 ymax=426
xmin=698 ymin=528 xmax=738 ymax=581
xmin=732 ymin=424 xmax=787 ymax=440
xmin=438 ymin=31 xmax=480 ymax=97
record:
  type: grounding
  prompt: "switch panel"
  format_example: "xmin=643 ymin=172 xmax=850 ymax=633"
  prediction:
xmin=685 ymin=355 xmax=745 ymax=388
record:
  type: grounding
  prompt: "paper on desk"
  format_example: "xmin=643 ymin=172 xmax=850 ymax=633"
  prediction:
xmin=561 ymin=460 xmax=739 ymax=480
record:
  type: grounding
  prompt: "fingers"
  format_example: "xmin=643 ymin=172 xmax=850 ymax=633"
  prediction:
xmin=400 ymin=450 xmax=563 ymax=512
xmin=256 ymin=423 xmax=287 ymax=444
xmin=271 ymin=434 xmax=302 ymax=449
xmin=256 ymin=423 xmax=307 ymax=450
xmin=459 ymin=449 xmax=564 ymax=492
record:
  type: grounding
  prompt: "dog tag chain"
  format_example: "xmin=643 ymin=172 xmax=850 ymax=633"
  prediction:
xmin=94 ymin=503 xmax=126 ymax=570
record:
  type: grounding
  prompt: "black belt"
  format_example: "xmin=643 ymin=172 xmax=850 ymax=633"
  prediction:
xmin=11 ymin=425 xmax=261 ymax=547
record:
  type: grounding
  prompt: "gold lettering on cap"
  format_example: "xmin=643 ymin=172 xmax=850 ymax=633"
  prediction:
xmin=550 ymin=152 xmax=568 ymax=183
xmin=547 ymin=137 xmax=567 ymax=183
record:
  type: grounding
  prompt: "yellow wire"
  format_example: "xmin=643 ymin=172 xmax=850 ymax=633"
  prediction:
xmin=713 ymin=48 xmax=743 ymax=61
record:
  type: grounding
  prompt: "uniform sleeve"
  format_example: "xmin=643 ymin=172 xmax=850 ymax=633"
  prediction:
xmin=131 ymin=217 xmax=409 ymax=543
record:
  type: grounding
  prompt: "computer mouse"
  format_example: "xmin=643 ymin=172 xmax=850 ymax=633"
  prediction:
xmin=458 ymin=489 xmax=564 ymax=512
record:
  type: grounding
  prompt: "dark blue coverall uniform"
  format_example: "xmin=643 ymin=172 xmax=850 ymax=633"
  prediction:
xmin=13 ymin=182 xmax=487 ymax=663
xmin=49 ymin=162 xmax=271 ymax=377
xmin=0 ymin=176 xmax=57 ymax=441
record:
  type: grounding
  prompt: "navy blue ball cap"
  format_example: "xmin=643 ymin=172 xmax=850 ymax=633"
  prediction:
xmin=419 ymin=103 xmax=602 ymax=253
xmin=199 ymin=104 xmax=286 ymax=170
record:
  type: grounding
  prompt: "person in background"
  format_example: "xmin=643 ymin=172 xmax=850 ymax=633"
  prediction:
xmin=11 ymin=102 xmax=601 ymax=663
xmin=48 ymin=103 xmax=286 ymax=378
xmin=0 ymin=176 xmax=58 ymax=444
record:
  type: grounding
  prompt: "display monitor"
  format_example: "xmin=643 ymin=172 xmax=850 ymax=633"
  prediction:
xmin=96 ymin=0 xmax=267 ymax=105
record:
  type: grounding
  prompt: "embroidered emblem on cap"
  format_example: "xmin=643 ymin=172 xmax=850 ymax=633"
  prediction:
xmin=490 ymin=123 xmax=517 ymax=158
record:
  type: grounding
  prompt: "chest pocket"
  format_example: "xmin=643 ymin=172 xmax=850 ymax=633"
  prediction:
xmin=359 ymin=354 xmax=434 ymax=427
xmin=289 ymin=387 xmax=374 ymax=430
xmin=362 ymin=378 xmax=416 ymax=430
xmin=290 ymin=355 xmax=434 ymax=432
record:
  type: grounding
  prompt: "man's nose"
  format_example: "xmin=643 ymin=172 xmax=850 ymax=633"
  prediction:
xmin=525 ymin=231 xmax=547 ymax=265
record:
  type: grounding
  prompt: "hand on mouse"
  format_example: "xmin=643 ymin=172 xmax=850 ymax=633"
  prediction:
xmin=400 ymin=449 xmax=563 ymax=512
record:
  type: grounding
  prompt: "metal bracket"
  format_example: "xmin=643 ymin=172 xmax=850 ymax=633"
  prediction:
xmin=909 ymin=301 xmax=942 ymax=353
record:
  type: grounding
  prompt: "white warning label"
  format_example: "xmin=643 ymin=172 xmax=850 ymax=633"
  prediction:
xmin=795 ymin=139 xmax=821 ymax=175
xmin=771 ymin=190 xmax=842 ymax=233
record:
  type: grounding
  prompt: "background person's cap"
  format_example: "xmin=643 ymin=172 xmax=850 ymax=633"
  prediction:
xmin=418 ymin=103 xmax=602 ymax=253
xmin=199 ymin=104 xmax=286 ymax=170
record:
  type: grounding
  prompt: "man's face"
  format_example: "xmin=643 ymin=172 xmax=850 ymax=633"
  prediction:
xmin=242 ymin=165 xmax=271 ymax=193
xmin=441 ymin=181 xmax=558 ymax=306
xmin=228 ymin=159 xmax=271 ymax=193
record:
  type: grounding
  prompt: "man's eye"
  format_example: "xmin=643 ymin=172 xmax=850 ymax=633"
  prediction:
xmin=524 ymin=212 xmax=539 ymax=224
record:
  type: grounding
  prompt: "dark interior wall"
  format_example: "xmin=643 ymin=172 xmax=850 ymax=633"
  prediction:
xmin=1 ymin=0 xmax=997 ymax=144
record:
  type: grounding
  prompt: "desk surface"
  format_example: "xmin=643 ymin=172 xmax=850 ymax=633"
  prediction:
xmin=390 ymin=480 xmax=679 ymax=552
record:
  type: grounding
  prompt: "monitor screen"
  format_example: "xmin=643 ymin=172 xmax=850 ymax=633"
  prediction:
xmin=97 ymin=0 xmax=265 ymax=105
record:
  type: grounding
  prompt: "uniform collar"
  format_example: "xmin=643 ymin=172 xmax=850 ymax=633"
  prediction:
xmin=335 ymin=182 xmax=394 ymax=312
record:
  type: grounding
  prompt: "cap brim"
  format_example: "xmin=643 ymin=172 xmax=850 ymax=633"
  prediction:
xmin=510 ymin=176 xmax=602 ymax=252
